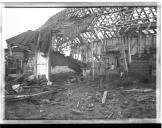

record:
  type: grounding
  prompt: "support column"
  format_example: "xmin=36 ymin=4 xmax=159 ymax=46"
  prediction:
xmin=143 ymin=34 xmax=147 ymax=53
xmin=47 ymin=33 xmax=52 ymax=82
xmin=34 ymin=53 xmax=37 ymax=77
xmin=128 ymin=36 xmax=132 ymax=64
xmin=48 ymin=51 xmax=51 ymax=81
xmin=151 ymin=34 xmax=154 ymax=47
xmin=138 ymin=30 xmax=142 ymax=57
xmin=91 ymin=42 xmax=94 ymax=80
xmin=34 ymin=30 xmax=41 ymax=78
xmin=121 ymin=36 xmax=128 ymax=74
xmin=77 ymin=48 xmax=79 ymax=60
xmin=86 ymin=48 xmax=88 ymax=64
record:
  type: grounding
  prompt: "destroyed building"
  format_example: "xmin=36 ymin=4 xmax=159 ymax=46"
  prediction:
xmin=4 ymin=6 xmax=158 ymax=121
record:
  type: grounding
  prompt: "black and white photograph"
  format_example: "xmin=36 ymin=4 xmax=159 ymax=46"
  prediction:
xmin=0 ymin=2 xmax=161 ymax=123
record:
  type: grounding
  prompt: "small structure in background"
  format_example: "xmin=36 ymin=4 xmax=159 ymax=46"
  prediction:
xmin=5 ymin=47 xmax=35 ymax=80
xmin=5 ymin=47 xmax=25 ymax=79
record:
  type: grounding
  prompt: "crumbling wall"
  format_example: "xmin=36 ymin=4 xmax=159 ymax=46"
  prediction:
xmin=37 ymin=52 xmax=49 ymax=79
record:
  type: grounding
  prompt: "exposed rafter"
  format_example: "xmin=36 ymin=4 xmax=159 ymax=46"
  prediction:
xmin=39 ymin=6 xmax=157 ymax=50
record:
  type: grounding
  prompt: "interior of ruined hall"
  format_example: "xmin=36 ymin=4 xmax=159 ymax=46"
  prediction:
xmin=4 ymin=6 xmax=158 ymax=120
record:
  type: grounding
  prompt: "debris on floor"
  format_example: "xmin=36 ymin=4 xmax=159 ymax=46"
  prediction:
xmin=5 ymin=73 xmax=156 ymax=120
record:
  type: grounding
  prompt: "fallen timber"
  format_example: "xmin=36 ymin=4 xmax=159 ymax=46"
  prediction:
xmin=5 ymin=88 xmax=66 ymax=102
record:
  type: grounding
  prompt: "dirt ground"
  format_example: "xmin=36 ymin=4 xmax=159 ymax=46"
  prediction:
xmin=5 ymin=73 xmax=156 ymax=120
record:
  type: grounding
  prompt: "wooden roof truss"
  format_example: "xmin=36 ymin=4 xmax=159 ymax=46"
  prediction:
xmin=49 ymin=6 xmax=157 ymax=49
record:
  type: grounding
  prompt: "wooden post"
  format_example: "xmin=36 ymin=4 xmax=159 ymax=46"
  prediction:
xmin=80 ymin=48 xmax=84 ymax=62
xmin=136 ymin=36 xmax=139 ymax=56
xmin=77 ymin=48 xmax=79 ymax=60
xmin=77 ymin=48 xmax=78 ymax=60
xmin=91 ymin=42 xmax=94 ymax=80
xmin=46 ymin=52 xmax=50 ymax=81
xmin=138 ymin=30 xmax=142 ymax=57
xmin=20 ymin=59 xmax=23 ymax=74
xmin=47 ymin=31 xmax=52 ymax=82
xmin=34 ymin=52 xmax=37 ymax=78
xmin=121 ymin=36 xmax=128 ymax=74
xmin=151 ymin=34 xmax=154 ymax=47
xmin=143 ymin=34 xmax=146 ymax=52
xmin=86 ymin=48 xmax=88 ymax=63
xmin=128 ymin=36 xmax=132 ymax=64
xmin=34 ymin=30 xmax=41 ymax=78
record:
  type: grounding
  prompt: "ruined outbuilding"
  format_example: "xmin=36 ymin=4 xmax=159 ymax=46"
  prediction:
xmin=5 ymin=5 xmax=158 ymax=120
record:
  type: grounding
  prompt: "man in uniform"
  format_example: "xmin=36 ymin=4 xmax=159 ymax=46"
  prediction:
xmin=98 ymin=56 xmax=108 ymax=91
xmin=119 ymin=58 xmax=126 ymax=80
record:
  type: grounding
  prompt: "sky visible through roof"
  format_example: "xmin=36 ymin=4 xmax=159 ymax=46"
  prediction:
xmin=2 ymin=8 xmax=64 ymax=48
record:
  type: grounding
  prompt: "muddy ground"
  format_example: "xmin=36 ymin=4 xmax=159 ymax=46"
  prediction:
xmin=5 ymin=73 xmax=156 ymax=120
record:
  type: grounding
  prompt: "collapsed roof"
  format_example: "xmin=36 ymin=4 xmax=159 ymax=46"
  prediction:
xmin=6 ymin=6 xmax=157 ymax=54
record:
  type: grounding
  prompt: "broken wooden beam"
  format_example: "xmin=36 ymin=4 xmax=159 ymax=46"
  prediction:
xmin=78 ymin=35 xmax=99 ymax=61
xmin=102 ymin=90 xmax=108 ymax=105
xmin=124 ymin=88 xmax=153 ymax=93
xmin=22 ymin=86 xmax=42 ymax=89
xmin=5 ymin=90 xmax=56 ymax=102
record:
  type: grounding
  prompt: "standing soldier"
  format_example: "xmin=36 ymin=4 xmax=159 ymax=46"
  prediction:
xmin=98 ymin=56 xmax=107 ymax=91
xmin=119 ymin=58 xmax=125 ymax=80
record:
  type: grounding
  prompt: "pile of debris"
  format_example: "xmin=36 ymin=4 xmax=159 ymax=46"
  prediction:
xmin=5 ymin=71 xmax=83 ymax=103
xmin=5 ymin=74 xmax=55 ymax=102
xmin=5 ymin=71 xmax=156 ymax=119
